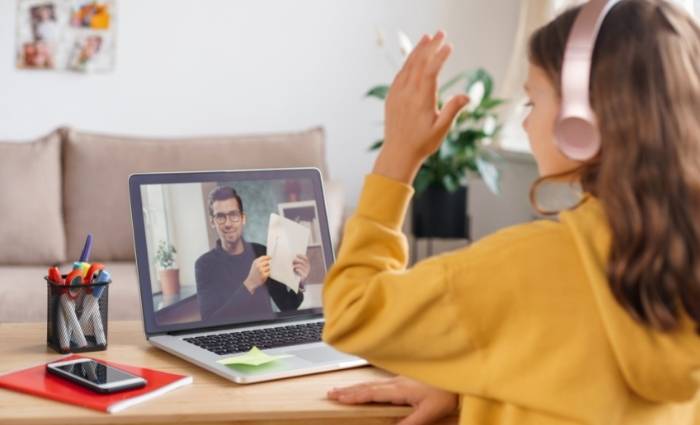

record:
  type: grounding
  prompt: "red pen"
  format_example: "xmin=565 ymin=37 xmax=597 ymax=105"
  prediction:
xmin=84 ymin=262 xmax=105 ymax=284
xmin=48 ymin=266 xmax=63 ymax=285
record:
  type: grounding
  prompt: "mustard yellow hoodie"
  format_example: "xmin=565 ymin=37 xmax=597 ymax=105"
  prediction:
xmin=322 ymin=174 xmax=700 ymax=425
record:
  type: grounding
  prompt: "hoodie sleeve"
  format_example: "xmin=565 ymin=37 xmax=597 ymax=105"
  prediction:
xmin=322 ymin=174 xmax=486 ymax=394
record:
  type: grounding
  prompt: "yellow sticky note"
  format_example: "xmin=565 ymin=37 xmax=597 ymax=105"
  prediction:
xmin=216 ymin=346 xmax=293 ymax=367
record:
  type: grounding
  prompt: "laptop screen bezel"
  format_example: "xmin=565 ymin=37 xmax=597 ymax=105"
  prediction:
xmin=129 ymin=168 xmax=331 ymax=337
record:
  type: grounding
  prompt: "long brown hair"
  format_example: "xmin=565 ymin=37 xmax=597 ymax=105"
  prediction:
xmin=529 ymin=0 xmax=700 ymax=332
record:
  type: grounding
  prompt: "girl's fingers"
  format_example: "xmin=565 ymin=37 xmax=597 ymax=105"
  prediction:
xmin=424 ymin=42 xmax=452 ymax=82
xmin=434 ymin=94 xmax=469 ymax=135
xmin=328 ymin=382 xmax=405 ymax=405
xmin=411 ymin=31 xmax=446 ymax=86
xmin=328 ymin=380 xmax=387 ymax=396
xmin=341 ymin=385 xmax=405 ymax=405
xmin=400 ymin=34 xmax=432 ymax=86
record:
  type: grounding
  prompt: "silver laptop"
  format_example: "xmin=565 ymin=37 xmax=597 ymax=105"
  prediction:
xmin=128 ymin=168 xmax=367 ymax=383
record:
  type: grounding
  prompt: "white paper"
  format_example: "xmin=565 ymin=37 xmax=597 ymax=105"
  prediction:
xmin=266 ymin=213 xmax=310 ymax=293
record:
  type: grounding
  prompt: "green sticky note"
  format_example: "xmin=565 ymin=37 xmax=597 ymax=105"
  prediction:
xmin=216 ymin=346 xmax=294 ymax=367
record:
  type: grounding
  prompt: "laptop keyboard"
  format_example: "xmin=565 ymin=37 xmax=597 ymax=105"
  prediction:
xmin=183 ymin=321 xmax=324 ymax=356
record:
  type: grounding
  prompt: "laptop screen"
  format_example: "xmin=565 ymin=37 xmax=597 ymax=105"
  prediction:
xmin=129 ymin=169 xmax=332 ymax=335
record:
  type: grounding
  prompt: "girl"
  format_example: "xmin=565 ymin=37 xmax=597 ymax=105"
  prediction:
xmin=322 ymin=1 xmax=700 ymax=424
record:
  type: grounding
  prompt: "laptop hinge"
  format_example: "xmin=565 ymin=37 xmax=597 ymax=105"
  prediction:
xmin=165 ymin=312 xmax=324 ymax=336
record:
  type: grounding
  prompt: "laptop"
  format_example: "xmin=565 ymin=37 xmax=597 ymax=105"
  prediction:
xmin=128 ymin=168 xmax=367 ymax=383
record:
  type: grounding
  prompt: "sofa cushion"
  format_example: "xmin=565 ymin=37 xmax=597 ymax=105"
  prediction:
xmin=63 ymin=127 xmax=330 ymax=261
xmin=0 ymin=131 xmax=65 ymax=265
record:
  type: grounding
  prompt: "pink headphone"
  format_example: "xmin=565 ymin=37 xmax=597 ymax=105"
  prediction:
xmin=556 ymin=0 xmax=620 ymax=160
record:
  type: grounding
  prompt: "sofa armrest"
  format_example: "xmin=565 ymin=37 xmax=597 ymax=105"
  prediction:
xmin=323 ymin=179 xmax=345 ymax=253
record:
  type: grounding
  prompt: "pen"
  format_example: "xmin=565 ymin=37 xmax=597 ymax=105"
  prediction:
xmin=48 ymin=266 xmax=70 ymax=350
xmin=92 ymin=270 xmax=110 ymax=345
xmin=63 ymin=271 xmax=88 ymax=348
xmin=48 ymin=266 xmax=63 ymax=285
xmin=79 ymin=233 xmax=93 ymax=263
xmin=79 ymin=268 xmax=110 ymax=346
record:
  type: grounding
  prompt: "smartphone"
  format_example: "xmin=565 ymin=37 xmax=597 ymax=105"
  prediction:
xmin=46 ymin=358 xmax=147 ymax=394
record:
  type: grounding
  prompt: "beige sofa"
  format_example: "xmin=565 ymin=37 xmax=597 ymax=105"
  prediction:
xmin=0 ymin=127 xmax=345 ymax=323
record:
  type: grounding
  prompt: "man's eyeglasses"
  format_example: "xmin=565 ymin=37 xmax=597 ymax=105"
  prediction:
xmin=212 ymin=210 xmax=242 ymax=224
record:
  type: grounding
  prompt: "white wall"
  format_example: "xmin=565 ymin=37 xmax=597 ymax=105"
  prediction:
xmin=0 ymin=0 xmax=520 ymax=208
xmin=165 ymin=183 xmax=210 ymax=288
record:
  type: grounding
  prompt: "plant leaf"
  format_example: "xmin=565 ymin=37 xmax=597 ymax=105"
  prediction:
xmin=368 ymin=139 xmax=384 ymax=151
xmin=480 ymin=97 xmax=506 ymax=110
xmin=475 ymin=153 xmax=501 ymax=195
xmin=469 ymin=68 xmax=493 ymax=101
xmin=455 ymin=110 xmax=471 ymax=125
xmin=413 ymin=168 xmax=433 ymax=194
xmin=397 ymin=30 xmax=414 ymax=57
xmin=453 ymin=129 xmax=487 ymax=147
xmin=442 ymin=174 xmax=460 ymax=192
xmin=439 ymin=71 xmax=471 ymax=95
xmin=366 ymin=85 xmax=389 ymax=100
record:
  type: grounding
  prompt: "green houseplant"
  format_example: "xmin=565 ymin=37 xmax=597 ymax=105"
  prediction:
xmin=367 ymin=66 xmax=505 ymax=239
xmin=155 ymin=240 xmax=180 ymax=296
xmin=367 ymin=67 xmax=504 ymax=195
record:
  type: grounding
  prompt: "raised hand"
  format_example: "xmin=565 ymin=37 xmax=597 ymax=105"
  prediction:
xmin=375 ymin=30 xmax=469 ymax=184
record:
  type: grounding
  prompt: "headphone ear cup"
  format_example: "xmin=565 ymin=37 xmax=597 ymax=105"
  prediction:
xmin=554 ymin=116 xmax=601 ymax=160
xmin=556 ymin=0 xmax=620 ymax=161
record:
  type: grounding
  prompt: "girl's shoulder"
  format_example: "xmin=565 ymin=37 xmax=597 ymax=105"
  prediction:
xmin=438 ymin=218 xmax=578 ymax=277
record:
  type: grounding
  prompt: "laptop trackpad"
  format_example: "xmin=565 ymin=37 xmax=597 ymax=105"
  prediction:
xmin=290 ymin=346 xmax=357 ymax=364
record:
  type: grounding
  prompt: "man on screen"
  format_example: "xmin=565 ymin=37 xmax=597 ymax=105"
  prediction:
xmin=195 ymin=186 xmax=310 ymax=322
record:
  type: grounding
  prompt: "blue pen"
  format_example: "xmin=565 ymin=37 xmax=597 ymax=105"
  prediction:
xmin=93 ymin=270 xmax=110 ymax=298
xmin=79 ymin=234 xmax=93 ymax=263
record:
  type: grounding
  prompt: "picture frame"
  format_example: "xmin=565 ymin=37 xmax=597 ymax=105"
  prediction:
xmin=277 ymin=200 xmax=323 ymax=247
xmin=16 ymin=0 xmax=117 ymax=73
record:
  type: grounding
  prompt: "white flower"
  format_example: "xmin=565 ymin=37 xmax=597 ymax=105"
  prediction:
xmin=467 ymin=80 xmax=485 ymax=112
xmin=397 ymin=30 xmax=413 ymax=58
xmin=483 ymin=115 xmax=497 ymax=136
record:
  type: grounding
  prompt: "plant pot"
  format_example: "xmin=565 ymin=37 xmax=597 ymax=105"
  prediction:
xmin=411 ymin=184 xmax=470 ymax=239
xmin=159 ymin=269 xmax=180 ymax=297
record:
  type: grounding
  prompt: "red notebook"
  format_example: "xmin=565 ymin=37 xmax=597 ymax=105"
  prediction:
xmin=0 ymin=354 xmax=193 ymax=413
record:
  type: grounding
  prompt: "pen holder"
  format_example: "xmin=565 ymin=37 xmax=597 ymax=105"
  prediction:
xmin=46 ymin=277 xmax=110 ymax=354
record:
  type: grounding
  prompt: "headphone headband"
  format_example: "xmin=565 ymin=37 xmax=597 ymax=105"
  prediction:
xmin=556 ymin=0 xmax=620 ymax=160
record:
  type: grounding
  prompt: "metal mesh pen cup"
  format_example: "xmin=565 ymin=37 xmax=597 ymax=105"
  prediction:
xmin=46 ymin=277 xmax=110 ymax=354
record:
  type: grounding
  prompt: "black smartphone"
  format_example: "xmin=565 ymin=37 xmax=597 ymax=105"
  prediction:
xmin=46 ymin=358 xmax=147 ymax=394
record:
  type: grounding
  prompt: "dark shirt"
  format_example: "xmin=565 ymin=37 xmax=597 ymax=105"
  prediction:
xmin=194 ymin=240 xmax=304 ymax=323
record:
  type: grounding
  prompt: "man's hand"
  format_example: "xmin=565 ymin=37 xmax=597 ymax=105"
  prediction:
xmin=244 ymin=256 xmax=270 ymax=294
xmin=293 ymin=254 xmax=310 ymax=283
xmin=374 ymin=30 xmax=469 ymax=184
xmin=327 ymin=376 xmax=458 ymax=425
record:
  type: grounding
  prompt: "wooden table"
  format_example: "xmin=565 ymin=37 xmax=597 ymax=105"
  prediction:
xmin=0 ymin=321 xmax=458 ymax=425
